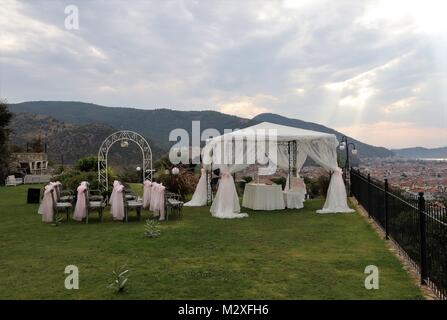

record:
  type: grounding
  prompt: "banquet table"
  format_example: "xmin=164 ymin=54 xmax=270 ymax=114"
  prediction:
xmin=242 ymin=183 xmax=285 ymax=210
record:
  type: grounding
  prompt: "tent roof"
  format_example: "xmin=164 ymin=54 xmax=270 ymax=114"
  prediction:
xmin=206 ymin=122 xmax=338 ymax=144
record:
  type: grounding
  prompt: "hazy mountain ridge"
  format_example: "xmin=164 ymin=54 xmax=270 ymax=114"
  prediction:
xmin=9 ymin=112 xmax=164 ymax=164
xmin=10 ymin=101 xmax=249 ymax=151
xmin=10 ymin=101 xmax=394 ymax=159
xmin=248 ymin=113 xmax=393 ymax=158
xmin=392 ymin=146 xmax=447 ymax=159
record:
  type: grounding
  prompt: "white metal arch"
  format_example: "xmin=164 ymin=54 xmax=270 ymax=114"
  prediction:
xmin=98 ymin=130 xmax=153 ymax=191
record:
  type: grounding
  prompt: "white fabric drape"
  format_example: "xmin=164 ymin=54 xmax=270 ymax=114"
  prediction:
xmin=111 ymin=183 xmax=125 ymax=220
xmin=143 ymin=180 xmax=152 ymax=209
xmin=73 ymin=182 xmax=88 ymax=221
xmin=297 ymin=139 xmax=354 ymax=213
xmin=201 ymin=122 xmax=353 ymax=214
xmin=148 ymin=182 xmax=166 ymax=220
xmin=184 ymin=168 xmax=208 ymax=207
xmin=210 ymin=169 xmax=248 ymax=219
xmin=109 ymin=180 xmax=120 ymax=204
xmin=283 ymin=191 xmax=304 ymax=209
xmin=316 ymin=168 xmax=354 ymax=213
xmin=38 ymin=184 xmax=55 ymax=222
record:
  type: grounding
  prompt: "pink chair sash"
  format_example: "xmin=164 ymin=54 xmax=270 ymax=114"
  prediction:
xmin=38 ymin=184 xmax=55 ymax=222
xmin=143 ymin=180 xmax=152 ymax=208
xmin=148 ymin=183 xmax=166 ymax=220
xmin=111 ymin=184 xmax=125 ymax=220
xmin=73 ymin=184 xmax=88 ymax=221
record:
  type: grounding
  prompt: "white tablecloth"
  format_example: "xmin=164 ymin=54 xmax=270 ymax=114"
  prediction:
xmin=242 ymin=184 xmax=285 ymax=210
xmin=283 ymin=191 xmax=304 ymax=209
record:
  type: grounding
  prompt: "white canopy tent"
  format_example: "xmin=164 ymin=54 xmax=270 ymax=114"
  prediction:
xmin=189 ymin=122 xmax=354 ymax=218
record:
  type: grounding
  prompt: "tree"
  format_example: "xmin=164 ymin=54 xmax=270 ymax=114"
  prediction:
xmin=29 ymin=136 xmax=44 ymax=153
xmin=76 ymin=156 xmax=98 ymax=172
xmin=0 ymin=100 xmax=13 ymax=183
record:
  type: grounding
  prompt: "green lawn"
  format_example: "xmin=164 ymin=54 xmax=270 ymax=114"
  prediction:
xmin=0 ymin=184 xmax=423 ymax=299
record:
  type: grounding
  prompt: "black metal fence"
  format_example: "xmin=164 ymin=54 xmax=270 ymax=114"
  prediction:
xmin=350 ymin=168 xmax=447 ymax=300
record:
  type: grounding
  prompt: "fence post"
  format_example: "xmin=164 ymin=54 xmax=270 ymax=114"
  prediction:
xmin=418 ymin=192 xmax=428 ymax=285
xmin=384 ymin=179 xmax=389 ymax=240
xmin=349 ymin=168 xmax=352 ymax=197
xmin=367 ymin=173 xmax=371 ymax=218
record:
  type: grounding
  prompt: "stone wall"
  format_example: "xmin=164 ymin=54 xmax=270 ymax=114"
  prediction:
xmin=8 ymin=153 xmax=48 ymax=172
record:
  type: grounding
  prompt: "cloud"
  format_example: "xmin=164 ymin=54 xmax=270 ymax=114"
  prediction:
xmin=336 ymin=122 xmax=447 ymax=149
xmin=217 ymin=94 xmax=276 ymax=118
xmin=0 ymin=0 xmax=446 ymax=148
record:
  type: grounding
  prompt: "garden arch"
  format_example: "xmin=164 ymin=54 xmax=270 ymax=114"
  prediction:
xmin=98 ymin=130 xmax=153 ymax=191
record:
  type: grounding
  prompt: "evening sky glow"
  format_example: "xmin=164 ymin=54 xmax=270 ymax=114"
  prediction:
xmin=1 ymin=0 xmax=446 ymax=148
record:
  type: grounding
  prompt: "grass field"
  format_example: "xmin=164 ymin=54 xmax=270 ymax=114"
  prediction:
xmin=0 ymin=184 xmax=423 ymax=299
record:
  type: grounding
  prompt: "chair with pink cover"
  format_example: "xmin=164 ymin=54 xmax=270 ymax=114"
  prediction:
xmin=143 ymin=180 xmax=152 ymax=209
xmin=109 ymin=180 xmax=121 ymax=204
xmin=149 ymin=182 xmax=158 ymax=212
xmin=155 ymin=184 xmax=166 ymax=221
xmin=73 ymin=182 xmax=88 ymax=222
xmin=111 ymin=183 xmax=125 ymax=221
xmin=54 ymin=181 xmax=62 ymax=201
xmin=38 ymin=183 xmax=55 ymax=223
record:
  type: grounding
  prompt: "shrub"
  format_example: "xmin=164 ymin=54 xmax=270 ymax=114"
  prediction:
xmin=304 ymin=174 xmax=331 ymax=198
xmin=55 ymin=164 xmax=118 ymax=193
xmin=108 ymin=264 xmax=129 ymax=294
xmin=307 ymin=180 xmax=320 ymax=198
xmin=144 ymin=219 xmax=161 ymax=238
xmin=241 ymin=176 xmax=253 ymax=183
xmin=76 ymin=156 xmax=97 ymax=172
xmin=155 ymin=166 xmax=198 ymax=199
xmin=271 ymin=176 xmax=286 ymax=190
xmin=56 ymin=170 xmax=99 ymax=191
xmin=117 ymin=167 xmax=141 ymax=183
xmin=318 ymin=174 xmax=331 ymax=197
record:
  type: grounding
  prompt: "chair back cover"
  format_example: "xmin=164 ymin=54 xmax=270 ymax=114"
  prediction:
xmin=111 ymin=183 xmax=125 ymax=220
xmin=38 ymin=183 xmax=55 ymax=222
xmin=73 ymin=182 xmax=88 ymax=221
xmin=143 ymin=180 xmax=152 ymax=208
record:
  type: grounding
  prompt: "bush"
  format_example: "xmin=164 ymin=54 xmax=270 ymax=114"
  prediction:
xmin=155 ymin=166 xmax=198 ymax=199
xmin=117 ymin=167 xmax=141 ymax=183
xmin=56 ymin=164 xmax=118 ymax=194
xmin=304 ymin=174 xmax=331 ymax=198
xmin=270 ymin=176 xmax=287 ymax=190
xmin=56 ymin=170 xmax=99 ymax=191
xmin=76 ymin=156 xmax=97 ymax=172
xmin=241 ymin=176 xmax=253 ymax=183
xmin=318 ymin=174 xmax=330 ymax=197
xmin=307 ymin=180 xmax=320 ymax=198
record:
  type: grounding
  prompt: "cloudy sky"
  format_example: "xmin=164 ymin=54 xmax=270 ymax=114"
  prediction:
xmin=1 ymin=0 xmax=446 ymax=148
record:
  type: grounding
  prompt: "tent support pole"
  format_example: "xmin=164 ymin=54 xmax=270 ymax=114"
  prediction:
xmin=292 ymin=141 xmax=297 ymax=177
xmin=288 ymin=141 xmax=291 ymax=190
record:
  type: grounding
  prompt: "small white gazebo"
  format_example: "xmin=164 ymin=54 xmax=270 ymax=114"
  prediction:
xmin=189 ymin=122 xmax=354 ymax=218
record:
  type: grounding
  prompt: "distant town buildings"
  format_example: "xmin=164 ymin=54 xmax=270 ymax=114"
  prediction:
xmin=357 ymin=158 xmax=447 ymax=202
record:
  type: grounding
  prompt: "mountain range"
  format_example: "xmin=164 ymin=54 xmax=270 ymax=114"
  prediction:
xmin=7 ymin=100 xmax=443 ymax=162
xmin=8 ymin=112 xmax=164 ymax=165
xmin=392 ymin=146 xmax=447 ymax=159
